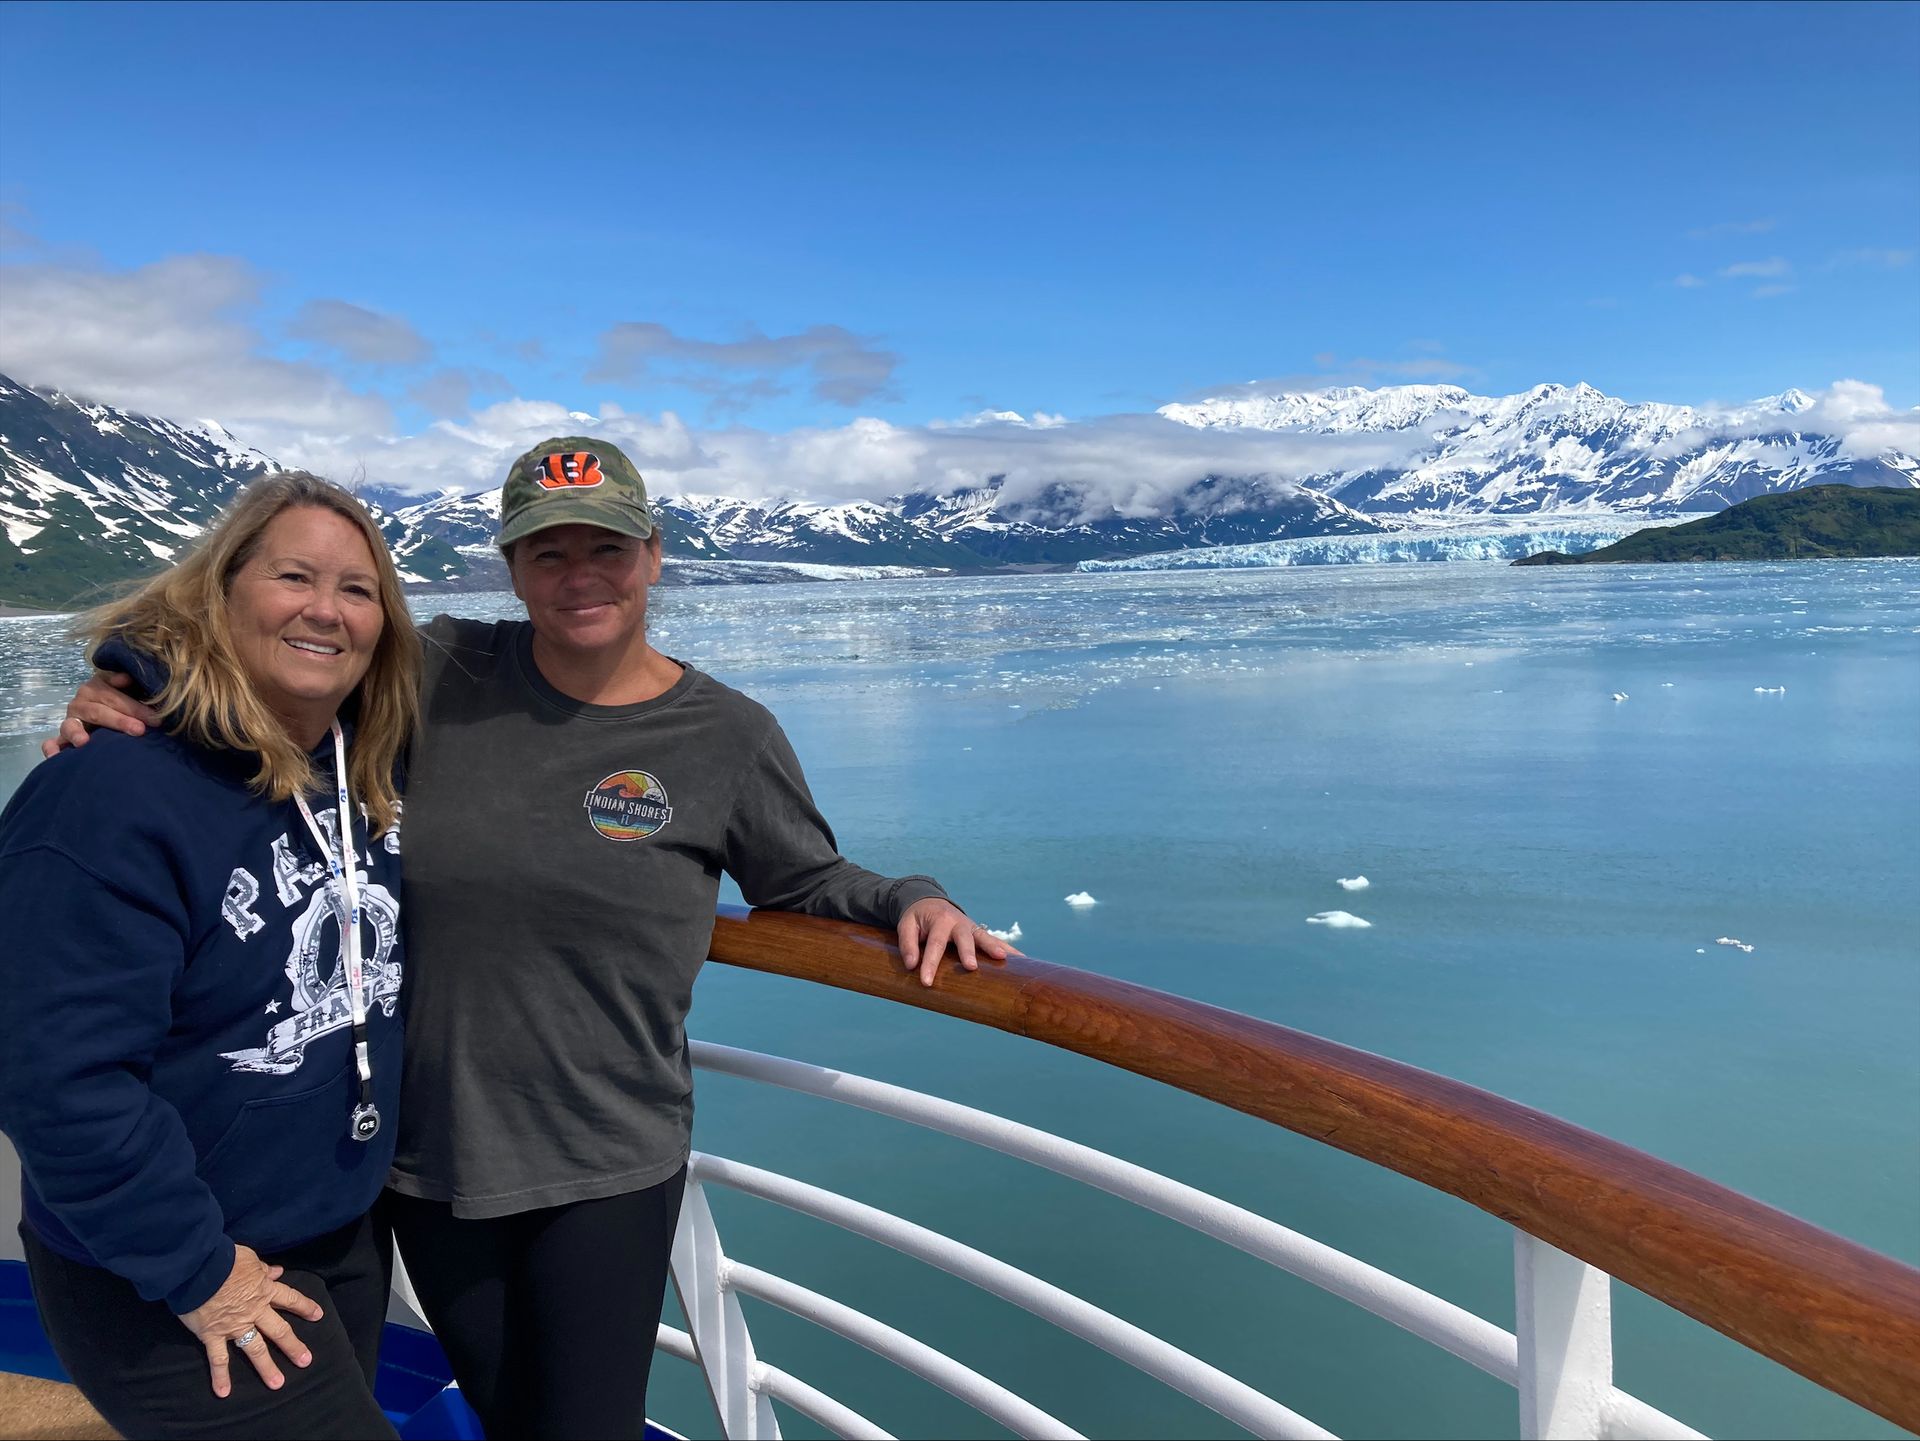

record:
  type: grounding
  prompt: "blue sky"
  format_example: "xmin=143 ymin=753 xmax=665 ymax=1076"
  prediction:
xmin=1 ymin=1 xmax=1915 ymax=494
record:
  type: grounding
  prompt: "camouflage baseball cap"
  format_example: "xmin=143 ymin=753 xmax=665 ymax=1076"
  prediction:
xmin=496 ymin=436 xmax=656 ymax=551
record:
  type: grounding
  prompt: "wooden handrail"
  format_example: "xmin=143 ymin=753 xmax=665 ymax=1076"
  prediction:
xmin=706 ymin=905 xmax=1920 ymax=1430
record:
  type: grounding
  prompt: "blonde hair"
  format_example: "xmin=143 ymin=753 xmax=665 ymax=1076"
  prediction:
xmin=83 ymin=473 xmax=421 ymax=834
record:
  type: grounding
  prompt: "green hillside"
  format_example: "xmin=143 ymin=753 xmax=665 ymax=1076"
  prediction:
xmin=1513 ymin=486 xmax=1920 ymax=566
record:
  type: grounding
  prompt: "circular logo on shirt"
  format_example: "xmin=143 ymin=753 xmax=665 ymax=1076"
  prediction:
xmin=585 ymin=770 xmax=674 ymax=841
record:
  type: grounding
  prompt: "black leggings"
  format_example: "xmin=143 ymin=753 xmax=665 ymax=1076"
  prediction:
xmin=384 ymin=1168 xmax=687 ymax=1441
xmin=22 ymin=1213 xmax=397 ymax=1441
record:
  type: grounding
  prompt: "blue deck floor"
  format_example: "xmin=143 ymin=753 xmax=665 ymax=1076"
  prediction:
xmin=2 ymin=1258 xmax=485 ymax=1438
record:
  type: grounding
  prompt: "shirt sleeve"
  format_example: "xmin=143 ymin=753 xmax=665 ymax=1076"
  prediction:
xmin=721 ymin=721 xmax=948 ymax=929
xmin=91 ymin=635 xmax=170 ymax=699
xmin=0 ymin=843 xmax=235 ymax=1313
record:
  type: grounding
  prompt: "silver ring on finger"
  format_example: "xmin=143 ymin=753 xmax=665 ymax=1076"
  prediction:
xmin=235 ymin=1328 xmax=260 ymax=1349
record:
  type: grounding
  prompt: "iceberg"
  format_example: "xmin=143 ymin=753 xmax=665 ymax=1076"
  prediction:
xmin=1307 ymin=910 xmax=1372 ymax=929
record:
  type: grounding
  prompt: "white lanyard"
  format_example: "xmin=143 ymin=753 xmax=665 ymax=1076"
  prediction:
xmin=291 ymin=722 xmax=380 ymax=1142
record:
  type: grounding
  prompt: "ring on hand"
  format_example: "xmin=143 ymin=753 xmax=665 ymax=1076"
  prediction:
xmin=235 ymin=1328 xmax=259 ymax=1349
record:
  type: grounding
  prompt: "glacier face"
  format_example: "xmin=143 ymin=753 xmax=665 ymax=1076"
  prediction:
xmin=661 ymin=557 xmax=941 ymax=586
xmin=1076 ymin=517 xmax=1708 ymax=572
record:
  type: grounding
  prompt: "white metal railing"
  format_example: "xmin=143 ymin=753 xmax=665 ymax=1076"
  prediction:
xmin=649 ymin=1040 xmax=1708 ymax=1441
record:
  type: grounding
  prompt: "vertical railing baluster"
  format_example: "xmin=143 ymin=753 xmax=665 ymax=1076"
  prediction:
xmin=1515 ymin=1231 xmax=1616 ymax=1439
xmin=672 ymin=1166 xmax=783 ymax=1439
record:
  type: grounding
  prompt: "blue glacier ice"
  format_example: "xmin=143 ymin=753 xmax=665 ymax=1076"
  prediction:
xmin=1077 ymin=515 xmax=1707 ymax=571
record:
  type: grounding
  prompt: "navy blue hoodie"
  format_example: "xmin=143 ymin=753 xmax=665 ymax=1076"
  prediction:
xmin=0 ymin=667 xmax=404 ymax=1314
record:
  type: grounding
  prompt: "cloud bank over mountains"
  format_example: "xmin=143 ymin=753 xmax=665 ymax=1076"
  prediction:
xmin=0 ymin=253 xmax=394 ymax=438
xmin=1 ymin=244 xmax=1915 ymax=513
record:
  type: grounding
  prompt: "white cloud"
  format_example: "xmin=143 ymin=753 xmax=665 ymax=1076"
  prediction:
xmin=288 ymin=298 xmax=433 ymax=366
xmin=0 ymin=253 xmax=393 ymax=441
xmin=283 ymin=391 xmax=1449 ymax=514
xmin=1719 ymin=257 xmax=1792 ymax=280
xmin=931 ymin=408 xmax=1070 ymax=430
xmin=284 ymin=397 xmax=715 ymax=500
xmin=588 ymin=320 xmax=900 ymax=408
xmin=1801 ymin=380 xmax=1920 ymax=457
xmin=1674 ymin=273 xmax=1706 ymax=288
xmin=2 ymin=247 xmax=1910 ymax=517
xmin=1645 ymin=380 xmax=1920 ymax=464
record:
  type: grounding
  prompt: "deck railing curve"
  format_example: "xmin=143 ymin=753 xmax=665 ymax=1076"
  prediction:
xmin=680 ymin=904 xmax=1920 ymax=1438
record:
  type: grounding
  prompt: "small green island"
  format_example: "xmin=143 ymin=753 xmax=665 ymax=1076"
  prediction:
xmin=1514 ymin=485 xmax=1920 ymax=565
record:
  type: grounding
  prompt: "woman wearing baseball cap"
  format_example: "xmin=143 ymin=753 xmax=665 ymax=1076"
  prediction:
xmin=57 ymin=436 xmax=1012 ymax=1439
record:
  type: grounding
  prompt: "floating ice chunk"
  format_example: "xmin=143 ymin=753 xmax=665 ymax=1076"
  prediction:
xmin=1715 ymin=937 xmax=1755 ymax=954
xmin=1064 ymin=892 xmax=1098 ymax=908
xmin=1753 ymin=686 xmax=1786 ymax=695
xmin=1337 ymin=876 xmax=1370 ymax=891
xmin=1695 ymin=948 xmax=1706 ymax=954
xmin=1308 ymin=910 xmax=1372 ymax=929
xmin=1612 ymin=692 xmax=1629 ymax=702
xmin=1661 ymin=682 xmax=1675 ymax=688
xmin=986 ymin=922 xmax=1022 ymax=942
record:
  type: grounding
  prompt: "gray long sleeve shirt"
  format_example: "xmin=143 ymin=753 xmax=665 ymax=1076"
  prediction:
xmin=386 ymin=616 xmax=946 ymax=1217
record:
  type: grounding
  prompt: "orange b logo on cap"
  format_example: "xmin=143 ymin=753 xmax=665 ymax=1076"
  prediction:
xmin=535 ymin=452 xmax=605 ymax=489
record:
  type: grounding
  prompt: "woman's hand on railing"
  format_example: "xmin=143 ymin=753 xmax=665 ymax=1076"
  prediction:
xmin=39 ymin=670 xmax=158 ymax=759
xmin=897 ymin=898 xmax=1023 ymax=988
xmin=178 ymin=1244 xmax=325 ymax=1397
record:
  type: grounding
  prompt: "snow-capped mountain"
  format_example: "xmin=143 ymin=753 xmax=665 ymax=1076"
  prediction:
xmin=0 ymin=374 xmax=466 ymax=607
xmin=394 ymin=475 xmax=1386 ymax=573
xmin=5 ymin=370 xmax=1914 ymax=607
xmin=395 ymin=485 xmax=732 ymax=562
xmin=890 ymin=474 xmax=1389 ymax=565
xmin=1 ymin=375 xmax=284 ymax=608
xmin=661 ymin=495 xmax=965 ymax=566
xmin=1160 ymin=381 xmax=1915 ymax=515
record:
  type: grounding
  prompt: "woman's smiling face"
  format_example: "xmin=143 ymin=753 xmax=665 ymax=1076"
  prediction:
xmin=225 ymin=505 xmax=385 ymax=748
xmin=508 ymin=523 xmax=662 ymax=658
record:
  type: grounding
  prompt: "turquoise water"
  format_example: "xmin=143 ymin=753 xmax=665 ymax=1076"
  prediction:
xmin=2 ymin=560 xmax=1916 ymax=1439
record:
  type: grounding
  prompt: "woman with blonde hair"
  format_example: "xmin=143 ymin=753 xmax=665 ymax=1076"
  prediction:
xmin=0 ymin=472 xmax=420 ymax=1439
xmin=54 ymin=438 xmax=1011 ymax=1438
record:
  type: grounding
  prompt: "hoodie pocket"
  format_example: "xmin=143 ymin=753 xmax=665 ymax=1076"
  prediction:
xmin=197 ymin=1027 xmax=400 ymax=1247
